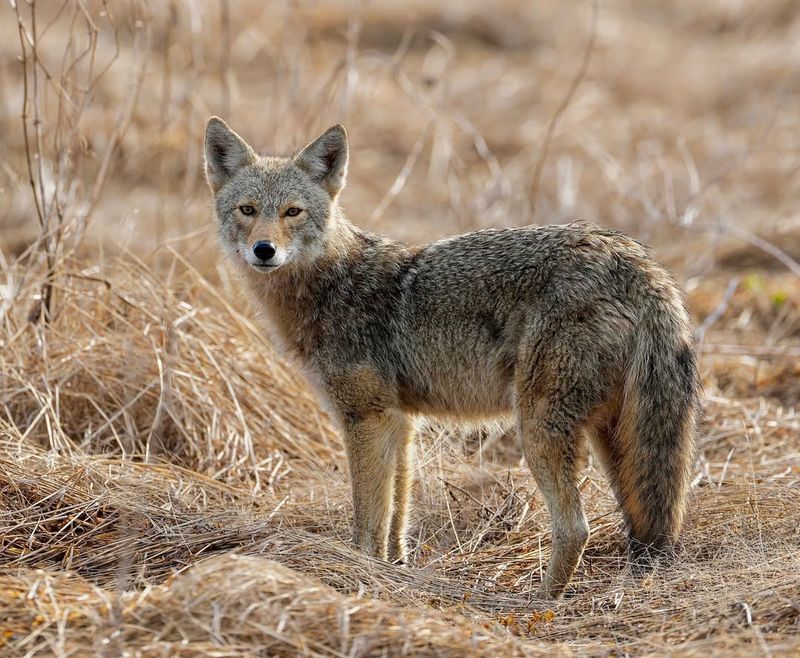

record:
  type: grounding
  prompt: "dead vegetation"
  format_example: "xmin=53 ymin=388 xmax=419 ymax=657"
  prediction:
xmin=1 ymin=1 xmax=798 ymax=656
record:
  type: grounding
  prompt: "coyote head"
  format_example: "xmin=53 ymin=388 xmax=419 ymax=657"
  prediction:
xmin=204 ymin=118 xmax=348 ymax=272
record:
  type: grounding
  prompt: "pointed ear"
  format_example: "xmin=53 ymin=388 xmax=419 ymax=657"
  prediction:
xmin=295 ymin=124 xmax=348 ymax=199
xmin=204 ymin=117 xmax=256 ymax=193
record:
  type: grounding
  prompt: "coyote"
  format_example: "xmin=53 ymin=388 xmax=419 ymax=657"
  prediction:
xmin=204 ymin=117 xmax=699 ymax=599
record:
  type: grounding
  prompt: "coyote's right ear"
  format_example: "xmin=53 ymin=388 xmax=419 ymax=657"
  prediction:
xmin=204 ymin=117 xmax=256 ymax=193
xmin=295 ymin=124 xmax=349 ymax=199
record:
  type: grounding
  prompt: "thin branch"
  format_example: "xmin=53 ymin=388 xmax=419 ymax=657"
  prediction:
xmin=690 ymin=222 xmax=800 ymax=279
xmin=370 ymin=124 xmax=432 ymax=223
xmin=83 ymin=20 xmax=150 ymax=227
xmin=695 ymin=276 xmax=739 ymax=349
xmin=219 ymin=0 xmax=231 ymax=117
xmin=529 ymin=0 xmax=599 ymax=216
xmin=11 ymin=0 xmax=44 ymax=229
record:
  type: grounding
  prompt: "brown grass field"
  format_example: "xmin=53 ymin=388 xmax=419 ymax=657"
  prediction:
xmin=1 ymin=1 xmax=799 ymax=655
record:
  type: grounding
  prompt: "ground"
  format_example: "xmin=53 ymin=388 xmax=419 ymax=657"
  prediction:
xmin=0 ymin=1 xmax=798 ymax=656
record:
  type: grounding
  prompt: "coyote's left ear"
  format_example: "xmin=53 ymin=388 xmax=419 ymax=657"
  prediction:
xmin=295 ymin=124 xmax=348 ymax=199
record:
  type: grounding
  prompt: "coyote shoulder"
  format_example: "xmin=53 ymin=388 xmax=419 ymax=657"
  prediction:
xmin=204 ymin=117 xmax=700 ymax=599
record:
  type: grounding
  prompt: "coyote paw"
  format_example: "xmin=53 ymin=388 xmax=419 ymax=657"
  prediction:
xmin=389 ymin=554 xmax=408 ymax=566
xmin=534 ymin=578 xmax=566 ymax=601
xmin=387 ymin=540 xmax=409 ymax=566
xmin=351 ymin=534 xmax=388 ymax=561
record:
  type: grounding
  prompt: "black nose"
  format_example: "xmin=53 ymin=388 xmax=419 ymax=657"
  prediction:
xmin=253 ymin=241 xmax=276 ymax=261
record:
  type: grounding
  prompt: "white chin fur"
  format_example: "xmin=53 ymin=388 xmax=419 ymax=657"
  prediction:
xmin=243 ymin=247 xmax=287 ymax=271
xmin=246 ymin=257 xmax=285 ymax=270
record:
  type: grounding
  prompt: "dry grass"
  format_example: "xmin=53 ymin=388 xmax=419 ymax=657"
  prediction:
xmin=1 ymin=1 xmax=799 ymax=656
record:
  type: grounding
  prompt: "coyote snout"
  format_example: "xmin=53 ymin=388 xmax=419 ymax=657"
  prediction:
xmin=204 ymin=117 xmax=700 ymax=600
xmin=246 ymin=239 xmax=286 ymax=270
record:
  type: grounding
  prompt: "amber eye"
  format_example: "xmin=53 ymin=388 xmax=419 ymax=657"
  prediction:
xmin=239 ymin=205 xmax=256 ymax=216
xmin=285 ymin=207 xmax=302 ymax=217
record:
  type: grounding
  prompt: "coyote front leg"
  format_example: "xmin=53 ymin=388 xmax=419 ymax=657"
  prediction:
xmin=344 ymin=410 xmax=407 ymax=560
xmin=388 ymin=429 xmax=414 ymax=564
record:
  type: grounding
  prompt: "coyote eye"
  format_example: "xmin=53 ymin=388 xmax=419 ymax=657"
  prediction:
xmin=285 ymin=207 xmax=302 ymax=217
xmin=239 ymin=205 xmax=256 ymax=216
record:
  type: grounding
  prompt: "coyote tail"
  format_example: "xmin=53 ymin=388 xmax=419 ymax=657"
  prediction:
xmin=616 ymin=293 xmax=700 ymax=565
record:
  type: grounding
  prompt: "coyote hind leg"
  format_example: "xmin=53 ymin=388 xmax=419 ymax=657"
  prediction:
xmin=516 ymin=330 xmax=611 ymax=599
xmin=519 ymin=398 xmax=590 ymax=599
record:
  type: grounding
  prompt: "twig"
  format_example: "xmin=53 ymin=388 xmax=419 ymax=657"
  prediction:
xmin=690 ymin=222 xmax=800 ymax=279
xmin=370 ymin=124 xmax=432 ymax=222
xmin=529 ymin=0 xmax=599 ymax=216
xmin=219 ymin=0 xmax=230 ymax=117
xmin=84 ymin=17 xmax=149 ymax=227
xmin=695 ymin=276 xmax=740 ymax=347
xmin=701 ymin=344 xmax=800 ymax=358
